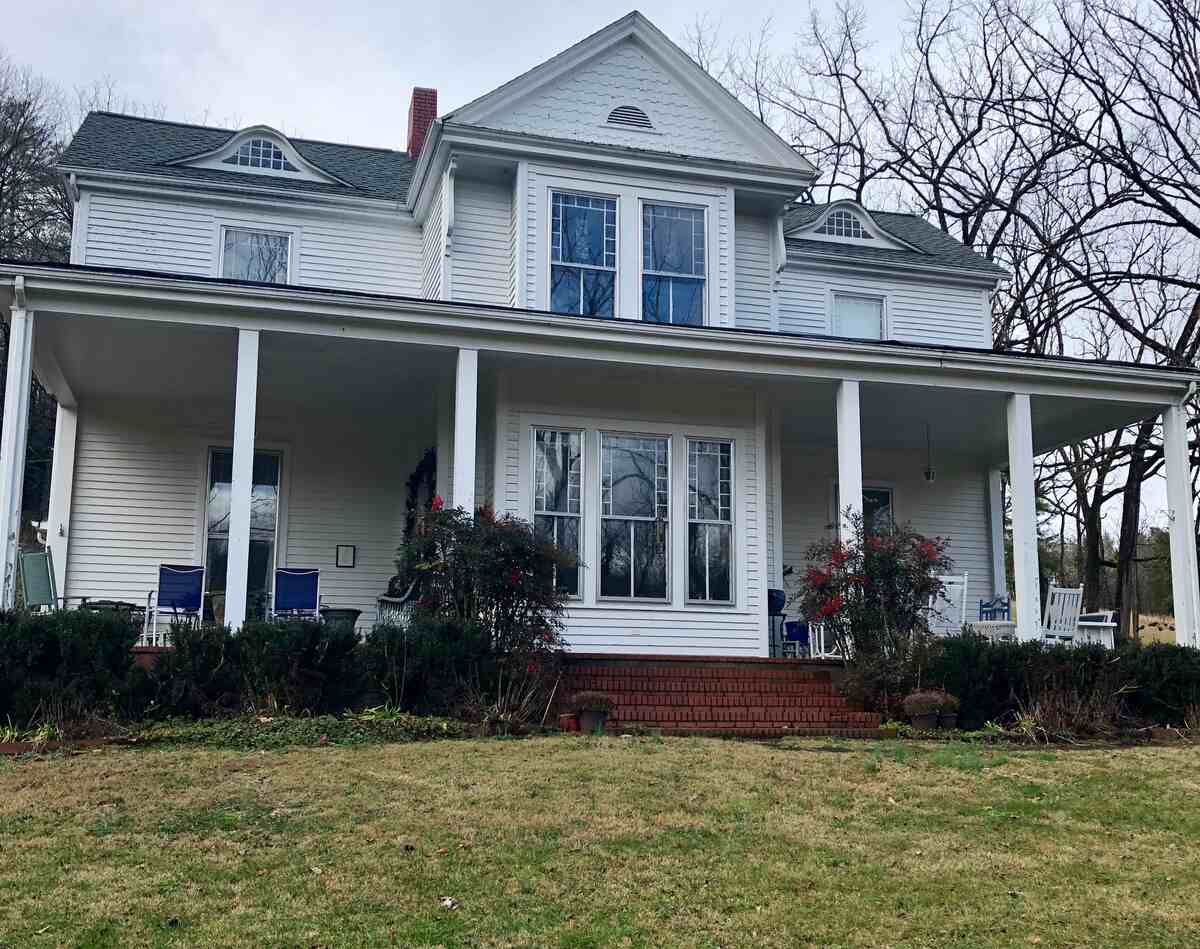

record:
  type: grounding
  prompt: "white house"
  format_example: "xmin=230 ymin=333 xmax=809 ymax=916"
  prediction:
xmin=2 ymin=11 xmax=1198 ymax=656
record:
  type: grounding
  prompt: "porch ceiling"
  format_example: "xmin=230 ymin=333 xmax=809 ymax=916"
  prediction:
xmin=34 ymin=313 xmax=452 ymax=416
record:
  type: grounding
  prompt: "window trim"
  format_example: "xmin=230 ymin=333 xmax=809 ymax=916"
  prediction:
xmin=597 ymin=429 xmax=673 ymax=604
xmin=829 ymin=480 xmax=896 ymax=533
xmin=217 ymin=224 xmax=296 ymax=285
xmin=685 ymin=437 xmax=735 ymax=605
xmin=547 ymin=188 xmax=620 ymax=318
xmin=531 ymin=426 xmax=585 ymax=600
xmin=639 ymin=199 xmax=708 ymax=327
xmin=829 ymin=289 xmax=888 ymax=341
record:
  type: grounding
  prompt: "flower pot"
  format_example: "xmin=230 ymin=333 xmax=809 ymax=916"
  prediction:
xmin=910 ymin=712 xmax=938 ymax=731
xmin=578 ymin=709 xmax=609 ymax=734
xmin=558 ymin=713 xmax=580 ymax=733
xmin=939 ymin=711 xmax=959 ymax=730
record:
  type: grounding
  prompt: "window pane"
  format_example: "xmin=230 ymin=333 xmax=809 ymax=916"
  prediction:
xmin=553 ymin=193 xmax=616 ymax=267
xmin=834 ymin=295 xmax=883 ymax=340
xmin=600 ymin=519 xmax=632 ymax=597
xmin=206 ymin=450 xmax=281 ymax=606
xmin=642 ymin=275 xmax=670 ymax=324
xmin=550 ymin=265 xmax=581 ymax=314
xmin=689 ymin=440 xmax=731 ymax=521
xmin=708 ymin=524 xmax=731 ymax=601
xmin=602 ymin=435 xmax=668 ymax=519
xmin=223 ymin=229 xmax=289 ymax=284
xmin=688 ymin=523 xmax=706 ymax=601
xmin=536 ymin=514 xmax=580 ymax=597
xmin=643 ymin=204 xmax=705 ymax=275
xmin=581 ymin=269 xmax=615 ymax=317
xmin=633 ymin=520 xmax=668 ymax=599
xmin=534 ymin=429 xmax=582 ymax=514
xmin=670 ymin=277 xmax=704 ymax=326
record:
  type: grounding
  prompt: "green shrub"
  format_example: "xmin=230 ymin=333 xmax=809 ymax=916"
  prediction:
xmin=147 ymin=623 xmax=242 ymax=717
xmin=0 ymin=609 xmax=139 ymax=727
xmin=133 ymin=711 xmax=468 ymax=750
xmin=359 ymin=617 xmax=486 ymax=713
xmin=235 ymin=618 xmax=362 ymax=714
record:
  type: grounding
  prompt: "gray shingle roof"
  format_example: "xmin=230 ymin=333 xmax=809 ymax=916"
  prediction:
xmin=60 ymin=112 xmax=415 ymax=203
xmin=783 ymin=203 xmax=1006 ymax=276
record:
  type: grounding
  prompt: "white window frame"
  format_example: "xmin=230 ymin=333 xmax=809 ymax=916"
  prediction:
xmin=639 ymin=199 xmax=709 ymax=327
xmin=829 ymin=289 xmax=888 ymax=341
xmin=547 ymin=189 xmax=619 ymax=318
xmin=216 ymin=224 xmax=297 ymax=285
xmin=830 ymin=480 xmax=896 ymax=532
xmin=686 ymin=437 xmax=735 ymax=605
xmin=531 ymin=426 xmax=585 ymax=599
xmin=597 ymin=430 xmax=673 ymax=604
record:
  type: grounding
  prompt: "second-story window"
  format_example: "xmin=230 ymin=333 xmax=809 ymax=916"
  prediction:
xmin=551 ymin=192 xmax=616 ymax=317
xmin=832 ymin=292 xmax=884 ymax=340
xmin=222 ymin=227 xmax=291 ymax=284
xmin=642 ymin=203 xmax=706 ymax=326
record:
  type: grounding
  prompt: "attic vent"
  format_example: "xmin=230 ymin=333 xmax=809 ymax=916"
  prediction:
xmin=607 ymin=105 xmax=654 ymax=130
xmin=816 ymin=209 xmax=873 ymax=239
xmin=222 ymin=138 xmax=298 ymax=172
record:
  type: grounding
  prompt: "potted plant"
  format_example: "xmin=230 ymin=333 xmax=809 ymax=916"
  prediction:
xmin=558 ymin=712 xmax=580 ymax=733
xmin=901 ymin=689 xmax=944 ymax=731
xmin=573 ymin=691 xmax=615 ymax=734
xmin=939 ymin=692 xmax=960 ymax=730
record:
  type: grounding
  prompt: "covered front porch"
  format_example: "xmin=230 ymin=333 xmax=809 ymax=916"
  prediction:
xmin=2 ymin=264 xmax=1198 ymax=655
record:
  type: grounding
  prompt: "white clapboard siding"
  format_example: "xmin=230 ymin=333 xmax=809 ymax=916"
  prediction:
xmin=421 ymin=176 xmax=444 ymax=300
xmin=778 ymin=442 xmax=994 ymax=623
xmin=496 ymin=366 xmax=766 ymax=655
xmin=82 ymin=191 xmax=423 ymax=295
xmin=63 ymin=402 xmax=430 ymax=628
xmin=734 ymin=212 xmax=773 ymax=331
xmin=452 ymin=175 xmax=514 ymax=307
xmin=777 ymin=265 xmax=992 ymax=348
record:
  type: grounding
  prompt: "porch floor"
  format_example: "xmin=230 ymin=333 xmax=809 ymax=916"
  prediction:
xmin=562 ymin=654 xmax=883 ymax=738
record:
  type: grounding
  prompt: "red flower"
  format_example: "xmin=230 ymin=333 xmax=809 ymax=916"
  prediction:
xmin=816 ymin=594 xmax=845 ymax=618
xmin=430 ymin=495 xmax=445 ymax=512
xmin=848 ymin=574 xmax=866 ymax=586
xmin=830 ymin=543 xmax=849 ymax=566
xmin=805 ymin=567 xmax=830 ymax=588
xmin=918 ymin=540 xmax=938 ymax=561
xmin=866 ymin=536 xmax=884 ymax=550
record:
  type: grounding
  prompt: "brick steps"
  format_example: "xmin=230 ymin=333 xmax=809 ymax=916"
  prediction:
xmin=562 ymin=655 xmax=884 ymax=738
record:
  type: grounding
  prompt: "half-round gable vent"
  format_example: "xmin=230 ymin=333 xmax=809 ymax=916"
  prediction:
xmin=607 ymin=105 xmax=654 ymax=130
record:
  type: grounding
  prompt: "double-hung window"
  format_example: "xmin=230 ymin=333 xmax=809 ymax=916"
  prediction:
xmin=642 ymin=203 xmax=705 ymax=325
xmin=600 ymin=434 xmax=669 ymax=599
xmin=832 ymin=292 xmax=884 ymax=340
xmin=550 ymin=192 xmax=617 ymax=317
xmin=222 ymin=227 xmax=291 ymax=284
xmin=204 ymin=449 xmax=281 ymax=622
xmin=533 ymin=428 xmax=583 ymax=596
xmin=687 ymin=439 xmax=733 ymax=602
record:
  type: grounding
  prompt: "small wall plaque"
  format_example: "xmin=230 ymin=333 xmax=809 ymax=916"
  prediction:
xmin=335 ymin=544 xmax=356 ymax=568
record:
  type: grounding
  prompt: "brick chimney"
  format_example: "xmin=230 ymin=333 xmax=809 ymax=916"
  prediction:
xmin=407 ymin=87 xmax=438 ymax=159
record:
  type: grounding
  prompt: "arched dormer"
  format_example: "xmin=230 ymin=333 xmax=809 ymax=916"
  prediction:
xmin=172 ymin=125 xmax=347 ymax=186
xmin=789 ymin=200 xmax=920 ymax=252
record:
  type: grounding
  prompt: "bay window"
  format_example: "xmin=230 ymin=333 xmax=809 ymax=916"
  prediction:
xmin=533 ymin=428 xmax=582 ymax=596
xmin=642 ymin=203 xmax=705 ymax=325
xmin=550 ymin=192 xmax=617 ymax=317
xmin=600 ymin=434 xmax=669 ymax=599
xmin=687 ymin=439 xmax=733 ymax=602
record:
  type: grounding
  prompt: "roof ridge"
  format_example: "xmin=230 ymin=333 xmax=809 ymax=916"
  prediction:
xmin=84 ymin=111 xmax=405 ymax=156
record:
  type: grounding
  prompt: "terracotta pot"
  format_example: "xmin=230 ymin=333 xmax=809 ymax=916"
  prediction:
xmin=939 ymin=711 xmax=959 ymax=730
xmin=558 ymin=713 xmax=580 ymax=733
xmin=578 ymin=709 xmax=609 ymax=734
xmin=910 ymin=712 xmax=938 ymax=731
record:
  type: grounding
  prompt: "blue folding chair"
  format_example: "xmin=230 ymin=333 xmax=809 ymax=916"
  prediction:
xmin=782 ymin=621 xmax=811 ymax=658
xmin=979 ymin=597 xmax=1011 ymax=621
xmin=272 ymin=568 xmax=320 ymax=620
xmin=145 ymin=564 xmax=205 ymax=646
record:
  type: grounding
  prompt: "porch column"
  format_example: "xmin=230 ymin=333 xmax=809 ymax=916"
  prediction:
xmin=1006 ymin=393 xmax=1041 ymax=639
xmin=452 ymin=348 xmax=478 ymax=512
xmin=987 ymin=468 xmax=1007 ymax=598
xmin=1162 ymin=402 xmax=1200 ymax=647
xmin=224 ymin=329 xmax=259 ymax=630
xmin=46 ymin=402 xmax=79 ymax=599
xmin=0 ymin=301 xmax=34 ymax=609
xmin=835 ymin=379 xmax=862 ymax=541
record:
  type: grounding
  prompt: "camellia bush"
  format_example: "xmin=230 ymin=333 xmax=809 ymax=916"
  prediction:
xmin=792 ymin=509 xmax=953 ymax=714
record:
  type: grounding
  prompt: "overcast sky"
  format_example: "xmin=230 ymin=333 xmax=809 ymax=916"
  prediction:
xmin=9 ymin=0 xmax=900 ymax=147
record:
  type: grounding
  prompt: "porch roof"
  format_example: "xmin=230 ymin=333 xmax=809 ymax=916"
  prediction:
xmin=1 ymin=261 xmax=1193 ymax=460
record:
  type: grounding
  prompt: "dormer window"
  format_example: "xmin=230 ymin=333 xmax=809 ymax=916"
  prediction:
xmin=817 ymin=209 xmax=873 ymax=240
xmin=222 ymin=138 xmax=299 ymax=172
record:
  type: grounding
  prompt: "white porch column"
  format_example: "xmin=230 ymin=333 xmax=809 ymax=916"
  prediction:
xmin=987 ymin=468 xmax=1007 ymax=598
xmin=1162 ymin=402 xmax=1200 ymax=647
xmin=436 ymin=378 xmax=453 ymax=502
xmin=1006 ymin=393 xmax=1041 ymax=639
xmin=224 ymin=329 xmax=259 ymax=630
xmin=46 ymin=402 xmax=79 ymax=599
xmin=452 ymin=347 xmax=478 ymax=513
xmin=835 ymin=379 xmax=863 ymax=541
xmin=0 ymin=302 xmax=35 ymax=609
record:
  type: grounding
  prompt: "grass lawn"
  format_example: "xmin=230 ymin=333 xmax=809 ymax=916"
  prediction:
xmin=2 ymin=736 xmax=1198 ymax=948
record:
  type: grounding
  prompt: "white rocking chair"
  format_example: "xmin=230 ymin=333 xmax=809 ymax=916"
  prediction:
xmin=928 ymin=573 xmax=969 ymax=636
xmin=1042 ymin=585 xmax=1084 ymax=644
